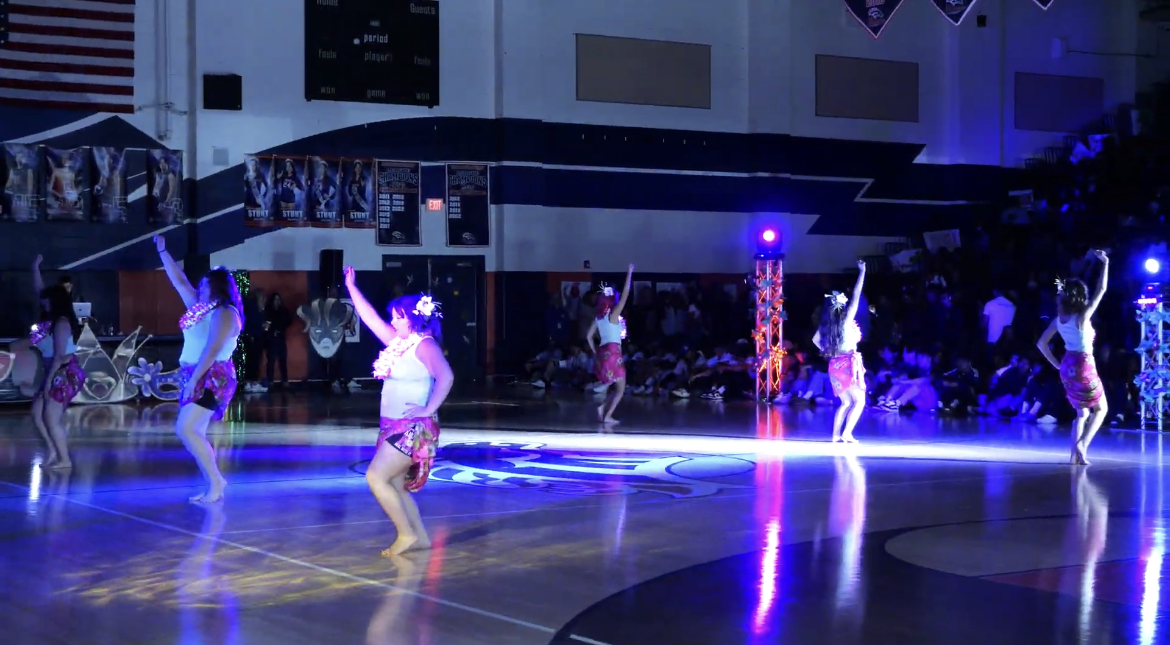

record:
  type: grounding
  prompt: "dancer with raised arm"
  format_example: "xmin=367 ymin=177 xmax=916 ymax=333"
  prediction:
xmin=155 ymin=235 xmax=243 ymax=502
xmin=345 ymin=266 xmax=453 ymax=556
xmin=814 ymin=260 xmax=867 ymax=443
xmin=587 ymin=264 xmax=634 ymax=425
xmin=1037 ymin=249 xmax=1109 ymax=465
xmin=29 ymin=254 xmax=83 ymax=468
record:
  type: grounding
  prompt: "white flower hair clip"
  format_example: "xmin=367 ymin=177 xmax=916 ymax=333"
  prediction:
xmin=599 ymin=283 xmax=615 ymax=297
xmin=413 ymin=295 xmax=441 ymax=319
xmin=1055 ymin=278 xmax=1065 ymax=294
xmin=826 ymin=291 xmax=848 ymax=311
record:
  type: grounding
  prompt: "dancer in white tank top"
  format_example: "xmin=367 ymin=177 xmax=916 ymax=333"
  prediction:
xmin=154 ymin=235 xmax=243 ymax=503
xmin=1037 ymin=249 xmax=1109 ymax=465
xmin=26 ymin=253 xmax=84 ymax=469
xmin=345 ymin=266 xmax=453 ymax=557
xmin=586 ymin=264 xmax=634 ymax=425
xmin=813 ymin=260 xmax=867 ymax=443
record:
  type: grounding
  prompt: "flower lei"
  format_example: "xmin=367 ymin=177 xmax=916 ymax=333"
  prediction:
xmin=29 ymin=321 xmax=50 ymax=345
xmin=179 ymin=301 xmax=218 ymax=330
xmin=372 ymin=333 xmax=425 ymax=380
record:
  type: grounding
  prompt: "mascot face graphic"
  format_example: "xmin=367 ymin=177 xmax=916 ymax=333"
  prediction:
xmin=298 ymin=298 xmax=354 ymax=358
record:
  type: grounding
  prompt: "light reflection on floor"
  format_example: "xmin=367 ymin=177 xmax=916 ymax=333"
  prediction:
xmin=0 ymin=392 xmax=1168 ymax=644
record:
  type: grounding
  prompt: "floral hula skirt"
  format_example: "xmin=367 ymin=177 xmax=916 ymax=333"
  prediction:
xmin=594 ymin=342 xmax=626 ymax=386
xmin=1059 ymin=351 xmax=1104 ymax=410
xmin=378 ymin=416 xmax=441 ymax=493
xmin=41 ymin=354 xmax=85 ymax=405
xmin=828 ymin=351 xmax=866 ymax=397
xmin=178 ymin=360 xmax=238 ymax=421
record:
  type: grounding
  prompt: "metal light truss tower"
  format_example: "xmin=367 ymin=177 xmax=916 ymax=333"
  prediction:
xmin=1136 ymin=301 xmax=1170 ymax=430
xmin=753 ymin=254 xmax=785 ymax=401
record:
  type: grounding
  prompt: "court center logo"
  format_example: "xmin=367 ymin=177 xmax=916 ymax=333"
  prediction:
xmin=428 ymin=441 xmax=754 ymax=497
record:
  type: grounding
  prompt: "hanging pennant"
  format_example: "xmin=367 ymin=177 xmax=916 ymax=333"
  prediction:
xmin=844 ymin=0 xmax=906 ymax=39
xmin=1032 ymin=0 xmax=1054 ymax=8
xmin=930 ymin=0 xmax=979 ymax=25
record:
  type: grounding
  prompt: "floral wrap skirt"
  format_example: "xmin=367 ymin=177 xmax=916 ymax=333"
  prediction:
xmin=594 ymin=343 xmax=626 ymax=385
xmin=1059 ymin=351 xmax=1104 ymax=410
xmin=828 ymin=351 xmax=866 ymax=397
xmin=378 ymin=416 xmax=441 ymax=493
xmin=178 ymin=360 xmax=238 ymax=421
xmin=42 ymin=355 xmax=85 ymax=405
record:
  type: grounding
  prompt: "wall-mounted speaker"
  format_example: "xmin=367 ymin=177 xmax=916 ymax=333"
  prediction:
xmin=203 ymin=74 xmax=243 ymax=111
xmin=319 ymin=249 xmax=344 ymax=292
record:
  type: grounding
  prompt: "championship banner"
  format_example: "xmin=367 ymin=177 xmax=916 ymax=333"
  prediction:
xmin=274 ymin=156 xmax=308 ymax=227
xmin=445 ymin=163 xmax=490 ymax=247
xmin=1032 ymin=0 xmax=1054 ymax=8
xmin=148 ymin=150 xmax=184 ymax=225
xmin=91 ymin=147 xmax=127 ymax=223
xmin=43 ymin=147 xmax=89 ymax=221
xmin=341 ymin=158 xmax=374 ymax=229
xmin=930 ymin=0 xmax=978 ymax=25
xmin=375 ymin=160 xmax=421 ymax=246
xmin=308 ymin=156 xmax=343 ymax=228
xmin=844 ymin=0 xmax=905 ymax=39
xmin=2 ymin=143 xmax=38 ymax=222
xmin=243 ymin=154 xmax=275 ymax=227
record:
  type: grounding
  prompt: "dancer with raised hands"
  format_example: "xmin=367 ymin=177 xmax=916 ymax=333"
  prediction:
xmin=1037 ymin=249 xmax=1109 ymax=465
xmin=155 ymin=235 xmax=243 ymax=503
xmin=814 ymin=260 xmax=867 ymax=443
xmin=345 ymin=266 xmax=453 ymax=556
xmin=28 ymin=253 xmax=83 ymax=469
xmin=587 ymin=264 xmax=634 ymax=425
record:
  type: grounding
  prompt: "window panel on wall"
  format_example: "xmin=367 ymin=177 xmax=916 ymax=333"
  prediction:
xmin=575 ymin=34 xmax=711 ymax=109
xmin=1014 ymin=72 xmax=1104 ymax=133
xmin=814 ymin=54 xmax=920 ymax=123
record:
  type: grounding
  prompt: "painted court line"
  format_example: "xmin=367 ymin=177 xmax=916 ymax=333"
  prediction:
xmin=0 ymin=480 xmax=618 ymax=643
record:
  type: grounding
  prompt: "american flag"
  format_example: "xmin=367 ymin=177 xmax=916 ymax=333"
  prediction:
xmin=0 ymin=0 xmax=135 ymax=114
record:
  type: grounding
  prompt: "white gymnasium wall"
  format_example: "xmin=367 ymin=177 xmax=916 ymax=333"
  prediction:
xmin=190 ymin=0 xmax=497 ymax=182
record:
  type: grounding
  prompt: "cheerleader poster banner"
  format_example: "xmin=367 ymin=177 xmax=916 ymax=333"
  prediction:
xmin=147 ymin=150 xmax=184 ymax=225
xmin=274 ymin=156 xmax=308 ymax=227
xmin=341 ymin=158 xmax=374 ymax=229
xmin=43 ymin=147 xmax=90 ymax=222
xmin=929 ymin=0 xmax=978 ymax=25
xmin=2 ymin=143 xmax=39 ymax=222
xmin=308 ymin=156 xmax=343 ymax=228
xmin=445 ymin=163 xmax=490 ymax=247
xmin=843 ymin=0 xmax=905 ymax=39
xmin=243 ymin=154 xmax=275 ymax=227
xmin=91 ymin=147 xmax=127 ymax=223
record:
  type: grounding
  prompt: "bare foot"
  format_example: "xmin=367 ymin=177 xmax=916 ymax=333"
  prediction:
xmin=381 ymin=533 xmax=419 ymax=557
xmin=603 ymin=416 xmax=619 ymax=425
xmin=406 ymin=537 xmax=432 ymax=553
xmin=597 ymin=404 xmax=605 ymax=422
xmin=42 ymin=453 xmax=60 ymax=467
xmin=843 ymin=435 xmax=858 ymax=444
xmin=831 ymin=435 xmax=843 ymax=443
xmin=190 ymin=476 xmax=227 ymax=503
xmin=46 ymin=461 xmax=73 ymax=470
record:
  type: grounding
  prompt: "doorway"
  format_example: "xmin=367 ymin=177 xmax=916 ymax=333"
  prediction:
xmin=382 ymin=254 xmax=486 ymax=382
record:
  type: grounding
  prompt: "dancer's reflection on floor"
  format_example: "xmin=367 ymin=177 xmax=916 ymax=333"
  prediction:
xmin=177 ymin=503 xmax=240 ymax=644
xmin=366 ymin=553 xmax=429 ymax=645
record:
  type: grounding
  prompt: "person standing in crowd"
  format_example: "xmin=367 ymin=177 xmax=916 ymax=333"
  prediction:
xmin=814 ymin=260 xmax=867 ymax=443
xmin=344 ymin=266 xmax=452 ymax=556
xmin=982 ymin=289 xmax=1016 ymax=362
xmin=1037 ymin=250 xmax=1109 ymax=466
xmin=242 ymin=288 xmax=266 ymax=393
xmin=587 ymin=264 xmax=634 ymax=425
xmin=263 ymin=293 xmax=292 ymax=389
xmin=154 ymin=235 xmax=242 ymax=503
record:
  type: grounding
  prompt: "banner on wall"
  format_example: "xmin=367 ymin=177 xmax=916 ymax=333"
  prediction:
xmin=43 ymin=147 xmax=89 ymax=221
xmin=375 ymin=160 xmax=421 ymax=246
xmin=243 ymin=154 xmax=275 ymax=227
xmin=1032 ymin=0 xmax=1054 ymax=8
xmin=274 ymin=156 xmax=308 ymax=227
xmin=148 ymin=149 xmax=184 ymax=225
xmin=445 ymin=163 xmax=489 ymax=247
xmin=308 ymin=156 xmax=343 ymax=228
xmin=844 ymin=0 xmax=905 ymax=39
xmin=929 ymin=0 xmax=978 ymax=25
xmin=91 ymin=147 xmax=127 ymax=223
xmin=341 ymin=158 xmax=375 ymax=228
xmin=2 ymin=143 xmax=39 ymax=222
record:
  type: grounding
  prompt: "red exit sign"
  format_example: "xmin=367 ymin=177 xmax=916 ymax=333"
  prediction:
xmin=426 ymin=198 xmax=444 ymax=211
